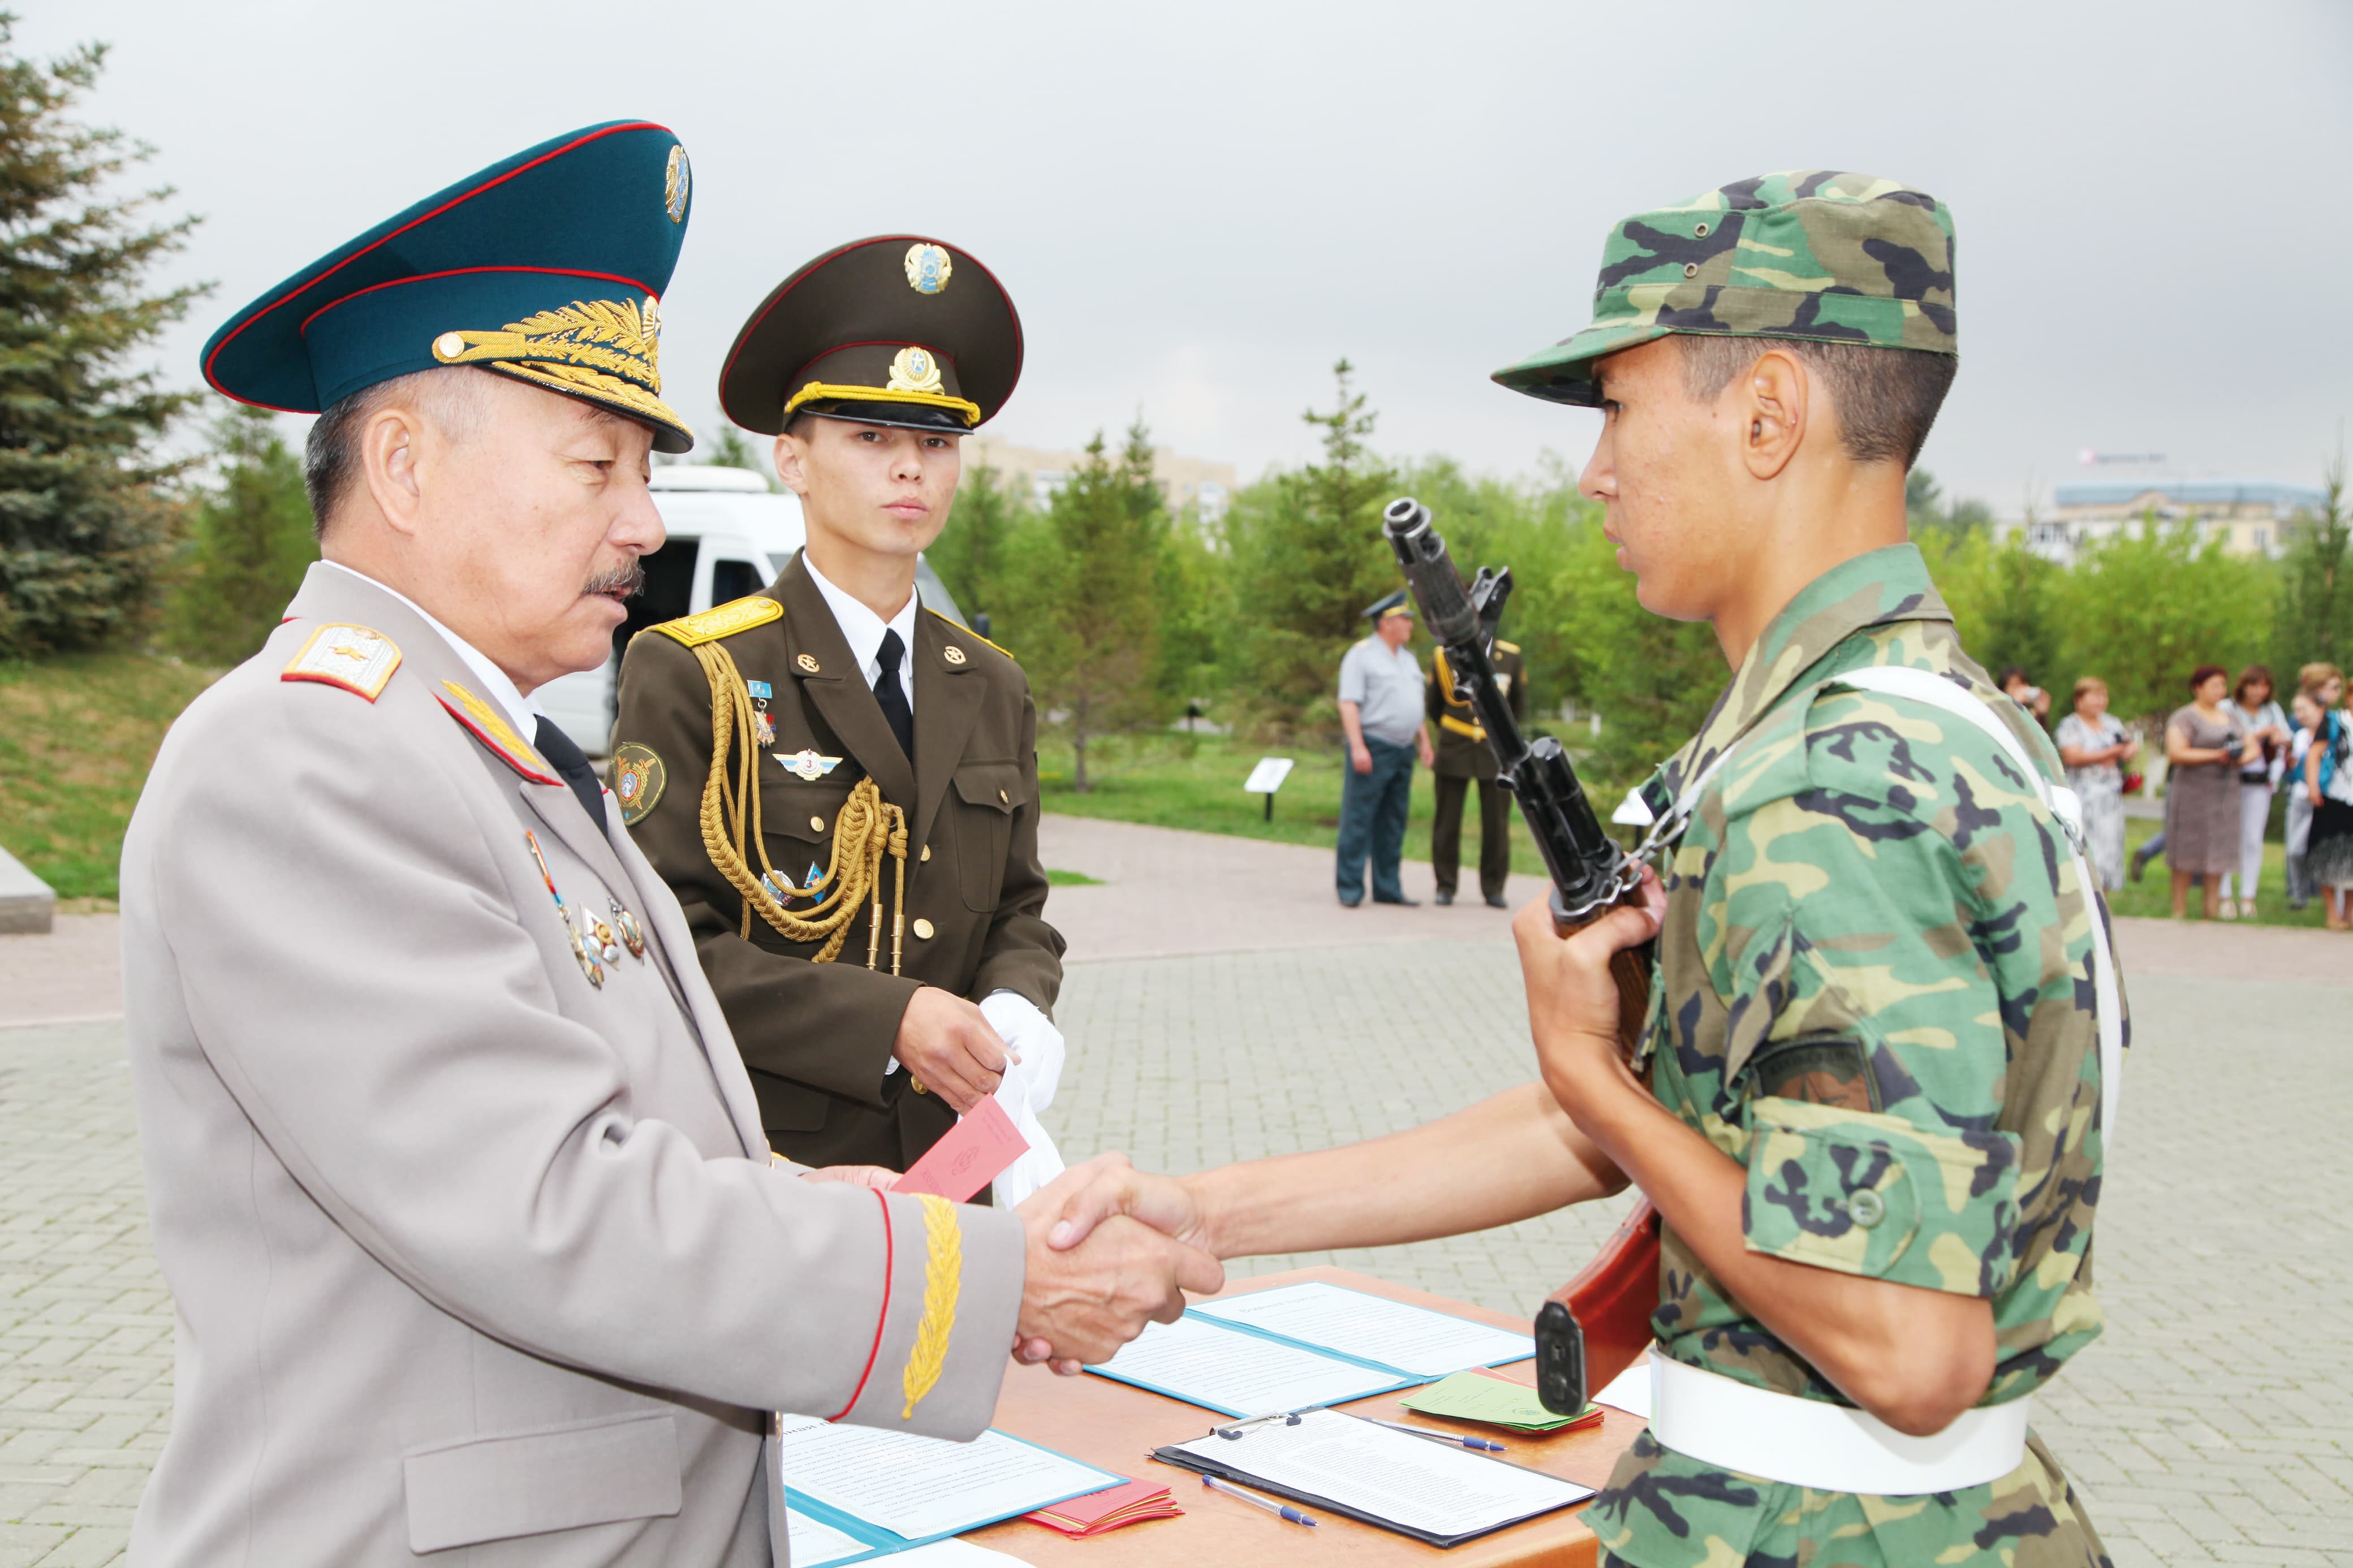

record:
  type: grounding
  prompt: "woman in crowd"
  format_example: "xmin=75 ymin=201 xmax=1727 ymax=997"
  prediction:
xmin=2165 ymin=664 xmax=2257 ymax=920
xmin=2055 ymin=675 xmax=2138 ymax=889
xmin=2286 ymin=685 xmax=2326 ymax=910
xmin=2219 ymin=664 xmax=2291 ymax=918
xmin=2303 ymin=667 xmax=2353 ymax=931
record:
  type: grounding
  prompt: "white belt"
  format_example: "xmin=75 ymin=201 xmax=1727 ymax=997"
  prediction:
xmin=1650 ymin=1356 xmax=2030 ymax=1495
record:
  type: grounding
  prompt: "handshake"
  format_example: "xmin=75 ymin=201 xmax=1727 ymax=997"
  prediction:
xmin=1011 ymin=1154 xmax=1216 ymax=1373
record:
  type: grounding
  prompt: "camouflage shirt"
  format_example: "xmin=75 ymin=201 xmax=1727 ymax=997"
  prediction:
xmin=1584 ymin=546 xmax=2119 ymax=1568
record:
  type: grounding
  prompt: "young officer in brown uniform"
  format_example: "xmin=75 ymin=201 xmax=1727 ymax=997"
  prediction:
xmin=1425 ymin=637 xmax=1527 ymax=906
xmin=611 ymin=237 xmax=1062 ymax=1178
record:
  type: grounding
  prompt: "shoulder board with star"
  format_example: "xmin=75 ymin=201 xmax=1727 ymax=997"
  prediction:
xmin=654 ymin=596 xmax=783 ymax=647
xmin=926 ymin=607 xmax=1014 ymax=663
xmin=435 ymin=679 xmax=561 ymax=785
xmin=281 ymin=623 xmax=402 ymax=700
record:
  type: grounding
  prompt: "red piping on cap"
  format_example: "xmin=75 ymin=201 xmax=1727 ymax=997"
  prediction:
xmin=203 ymin=121 xmax=667 ymax=401
xmin=298 ymin=265 xmax=657 ymax=336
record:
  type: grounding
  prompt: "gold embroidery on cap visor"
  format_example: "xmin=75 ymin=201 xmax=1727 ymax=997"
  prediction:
xmin=432 ymin=297 xmax=692 ymax=444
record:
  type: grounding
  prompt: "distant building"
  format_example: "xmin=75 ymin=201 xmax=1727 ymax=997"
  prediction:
xmin=2006 ymin=480 xmax=2329 ymax=565
xmin=959 ymin=437 xmax=1237 ymax=526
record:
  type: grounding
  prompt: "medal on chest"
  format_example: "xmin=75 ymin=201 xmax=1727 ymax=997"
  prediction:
xmin=523 ymin=831 xmax=647 ymax=986
xmin=747 ymin=680 xmax=776 ymax=749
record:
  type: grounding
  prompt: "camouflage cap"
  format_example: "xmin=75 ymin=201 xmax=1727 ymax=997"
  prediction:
xmin=1492 ymin=171 xmax=1956 ymax=407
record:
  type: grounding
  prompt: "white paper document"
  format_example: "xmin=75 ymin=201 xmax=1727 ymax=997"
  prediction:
xmin=782 ymin=1505 xmax=872 ymax=1567
xmin=1191 ymin=1282 xmax=1536 ymax=1377
xmin=1088 ymin=1313 xmax=1407 ymax=1415
xmin=773 ymin=1417 xmax=1114 ymax=1543
xmin=1173 ymin=1408 xmax=1592 ymax=1538
xmin=1592 ymin=1354 xmax=1653 ymax=1419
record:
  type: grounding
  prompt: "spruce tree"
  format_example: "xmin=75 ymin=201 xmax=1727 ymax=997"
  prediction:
xmin=164 ymin=402 xmax=315 ymax=665
xmin=2273 ymin=446 xmax=2349 ymax=680
xmin=0 ymin=19 xmax=204 ymax=655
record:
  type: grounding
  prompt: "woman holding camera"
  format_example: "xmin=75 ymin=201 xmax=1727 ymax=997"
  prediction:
xmin=2165 ymin=664 xmax=2259 ymax=921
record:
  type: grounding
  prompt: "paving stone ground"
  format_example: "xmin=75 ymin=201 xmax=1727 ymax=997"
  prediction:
xmin=5 ymin=821 xmax=2351 ymax=1564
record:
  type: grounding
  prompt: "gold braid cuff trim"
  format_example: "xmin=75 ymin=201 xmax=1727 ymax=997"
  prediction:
xmin=902 ymin=1194 xmax=961 ymax=1419
xmin=688 ymin=638 xmax=907 ymax=966
xmin=483 ymin=361 xmax=693 ymax=441
xmin=783 ymin=381 xmax=981 ymax=426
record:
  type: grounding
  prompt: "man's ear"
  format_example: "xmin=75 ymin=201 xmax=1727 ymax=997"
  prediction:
xmin=772 ymin=430 xmax=811 ymax=498
xmin=356 ymin=403 xmax=429 ymax=538
xmin=1739 ymin=348 xmax=1810 ymax=481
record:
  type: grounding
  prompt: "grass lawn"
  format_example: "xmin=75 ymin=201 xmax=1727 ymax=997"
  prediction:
xmin=1040 ymin=728 xmax=2334 ymax=931
xmin=1037 ymin=728 xmax=1557 ymax=880
xmin=0 ymin=652 xmax=222 ymax=904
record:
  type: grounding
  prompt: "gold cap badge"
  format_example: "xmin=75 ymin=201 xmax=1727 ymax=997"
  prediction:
xmin=904 ymin=243 xmax=953 ymax=295
xmin=664 ymin=145 xmax=690 ymax=222
xmin=887 ymin=346 xmax=944 ymax=395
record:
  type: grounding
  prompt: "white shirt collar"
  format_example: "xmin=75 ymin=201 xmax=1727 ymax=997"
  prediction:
xmin=319 ymin=561 xmax=541 ymax=738
xmin=801 ymin=552 xmax=920 ymax=706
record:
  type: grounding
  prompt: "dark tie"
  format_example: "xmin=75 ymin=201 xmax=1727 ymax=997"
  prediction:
xmin=534 ymin=714 xmax=609 ymax=832
xmin=874 ymin=629 xmax=915 ymax=759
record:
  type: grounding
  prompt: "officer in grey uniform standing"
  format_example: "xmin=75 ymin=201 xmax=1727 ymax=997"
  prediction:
xmin=1335 ymin=590 xmax=1434 ymax=906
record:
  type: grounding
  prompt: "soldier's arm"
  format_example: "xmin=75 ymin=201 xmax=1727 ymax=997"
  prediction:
xmin=616 ymin=630 xmax=915 ymax=1105
xmin=970 ymin=687 xmax=1064 ymax=1012
xmin=1521 ymin=694 xmax=2075 ymax=1436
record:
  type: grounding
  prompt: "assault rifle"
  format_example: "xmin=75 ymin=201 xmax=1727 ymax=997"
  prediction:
xmin=1381 ymin=496 xmax=1663 ymax=1416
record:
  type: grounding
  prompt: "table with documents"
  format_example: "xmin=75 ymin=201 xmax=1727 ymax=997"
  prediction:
xmin=961 ymin=1266 xmax=1650 ymax=1566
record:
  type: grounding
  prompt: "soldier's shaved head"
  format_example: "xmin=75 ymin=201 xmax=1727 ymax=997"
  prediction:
xmin=1675 ymin=336 xmax=1955 ymax=470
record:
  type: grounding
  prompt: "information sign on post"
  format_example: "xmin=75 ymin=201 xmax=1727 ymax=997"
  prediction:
xmin=1243 ymin=757 xmax=1295 ymax=822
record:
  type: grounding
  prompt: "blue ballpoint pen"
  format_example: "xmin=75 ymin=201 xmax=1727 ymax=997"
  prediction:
xmin=1202 ymin=1474 xmax=1317 ymax=1526
xmin=1361 ymin=1415 xmax=1509 ymax=1452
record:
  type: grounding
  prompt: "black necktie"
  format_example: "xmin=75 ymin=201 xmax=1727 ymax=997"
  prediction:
xmin=534 ymin=714 xmax=608 ymax=832
xmin=874 ymin=629 xmax=915 ymax=759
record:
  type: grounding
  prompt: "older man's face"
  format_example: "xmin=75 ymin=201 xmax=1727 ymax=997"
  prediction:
xmin=421 ymin=377 xmax=664 ymax=690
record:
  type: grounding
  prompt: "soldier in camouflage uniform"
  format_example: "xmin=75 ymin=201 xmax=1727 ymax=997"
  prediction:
xmin=1036 ymin=172 xmax=2119 ymax=1568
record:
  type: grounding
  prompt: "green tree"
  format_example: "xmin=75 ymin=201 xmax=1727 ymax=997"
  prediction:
xmin=697 ymin=421 xmax=775 ymax=487
xmin=163 ymin=402 xmax=316 ymax=665
xmin=1023 ymin=423 xmax=1166 ymax=791
xmin=1222 ymin=359 xmax=1399 ymax=733
xmin=2272 ymin=445 xmax=2350 ymax=680
xmin=0 ymin=18 xmax=205 ymax=656
xmin=1919 ymin=528 xmax=2065 ymax=694
xmin=929 ymin=459 xmax=1025 ymax=632
xmin=2059 ymin=512 xmax=2270 ymax=724
xmin=1548 ymin=517 xmax=1723 ymax=786
xmin=1150 ymin=502 xmax=1227 ymax=715
xmin=1906 ymin=467 xmax=1993 ymax=539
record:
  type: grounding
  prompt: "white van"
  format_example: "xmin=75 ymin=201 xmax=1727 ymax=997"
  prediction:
xmin=536 ymin=465 xmax=973 ymax=753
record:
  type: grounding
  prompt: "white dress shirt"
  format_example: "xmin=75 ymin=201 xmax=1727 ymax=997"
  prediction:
xmin=319 ymin=561 xmax=541 ymax=737
xmin=801 ymin=554 xmax=919 ymax=714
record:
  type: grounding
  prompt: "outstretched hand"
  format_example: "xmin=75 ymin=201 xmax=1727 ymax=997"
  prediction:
xmin=1010 ymin=1155 xmax=1222 ymax=1374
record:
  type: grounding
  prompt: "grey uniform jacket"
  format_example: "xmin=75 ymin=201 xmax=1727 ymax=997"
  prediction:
xmin=118 ymin=563 xmax=1023 ymax=1567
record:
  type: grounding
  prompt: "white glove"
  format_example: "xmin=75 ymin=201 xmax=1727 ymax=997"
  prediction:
xmin=978 ymin=991 xmax=1066 ymax=1207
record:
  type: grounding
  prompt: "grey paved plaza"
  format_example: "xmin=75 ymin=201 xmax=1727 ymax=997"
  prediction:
xmin=4 ymin=819 xmax=2352 ymax=1565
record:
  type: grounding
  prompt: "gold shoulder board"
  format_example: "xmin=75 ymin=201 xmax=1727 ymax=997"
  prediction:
xmin=654 ymin=596 xmax=783 ymax=647
xmin=925 ymin=607 xmax=1014 ymax=663
xmin=282 ymin=623 xmax=402 ymax=701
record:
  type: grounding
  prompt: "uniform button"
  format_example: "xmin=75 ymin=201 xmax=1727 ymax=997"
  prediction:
xmin=998 ymin=788 xmax=1009 ymax=805
xmin=809 ymin=815 xmax=825 ymax=832
xmin=920 ymin=844 xmax=932 ymax=862
xmin=911 ymin=917 xmax=935 ymax=940
xmin=909 ymin=1076 xmax=928 ymax=1095
xmin=1846 ymin=1189 xmax=1886 ymax=1229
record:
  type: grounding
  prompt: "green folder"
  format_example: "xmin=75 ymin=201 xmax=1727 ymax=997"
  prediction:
xmin=1398 ymin=1370 xmax=1598 ymax=1432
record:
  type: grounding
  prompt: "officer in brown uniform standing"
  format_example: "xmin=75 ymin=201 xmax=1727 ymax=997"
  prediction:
xmin=1425 ymin=637 xmax=1525 ymax=907
xmin=613 ymin=237 xmax=1062 ymax=1179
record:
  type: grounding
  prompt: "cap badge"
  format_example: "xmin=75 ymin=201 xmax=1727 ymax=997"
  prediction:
xmin=777 ymin=748 xmax=844 ymax=783
xmin=887 ymin=346 xmax=945 ymax=396
xmin=663 ymin=145 xmax=690 ymax=223
xmin=943 ymin=645 xmax=967 ymax=666
xmin=904 ymin=243 xmax=953 ymax=295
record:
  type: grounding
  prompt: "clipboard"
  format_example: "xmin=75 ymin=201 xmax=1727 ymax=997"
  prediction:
xmin=1149 ymin=1408 xmax=1594 ymax=1549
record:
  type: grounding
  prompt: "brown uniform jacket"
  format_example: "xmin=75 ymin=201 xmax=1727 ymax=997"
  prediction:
xmin=614 ymin=553 xmax=1063 ymax=1170
xmin=1426 ymin=641 xmax=1528 ymax=780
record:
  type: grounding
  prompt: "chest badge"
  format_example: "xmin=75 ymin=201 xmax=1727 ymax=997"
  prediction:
xmin=611 ymin=743 xmax=667 ymax=825
xmin=777 ymin=748 xmax=844 ymax=783
xmin=942 ymin=645 xmax=967 ymax=666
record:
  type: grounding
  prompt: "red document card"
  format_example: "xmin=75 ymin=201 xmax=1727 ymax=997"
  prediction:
xmin=890 ymin=1096 xmax=1029 ymax=1203
xmin=1024 ymin=1478 xmax=1180 ymax=1536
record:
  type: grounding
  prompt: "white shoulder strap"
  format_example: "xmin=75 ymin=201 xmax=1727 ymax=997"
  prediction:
xmin=1833 ymin=667 xmax=2123 ymax=1146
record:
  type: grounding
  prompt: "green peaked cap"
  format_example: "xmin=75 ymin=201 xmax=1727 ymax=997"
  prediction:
xmin=1492 ymin=170 xmax=1956 ymax=408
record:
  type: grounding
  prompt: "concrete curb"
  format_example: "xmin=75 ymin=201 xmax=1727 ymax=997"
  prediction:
xmin=0 ymin=842 xmax=56 ymax=935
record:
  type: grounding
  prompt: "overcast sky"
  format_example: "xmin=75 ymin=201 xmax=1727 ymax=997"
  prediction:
xmin=29 ymin=0 xmax=2353 ymax=511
